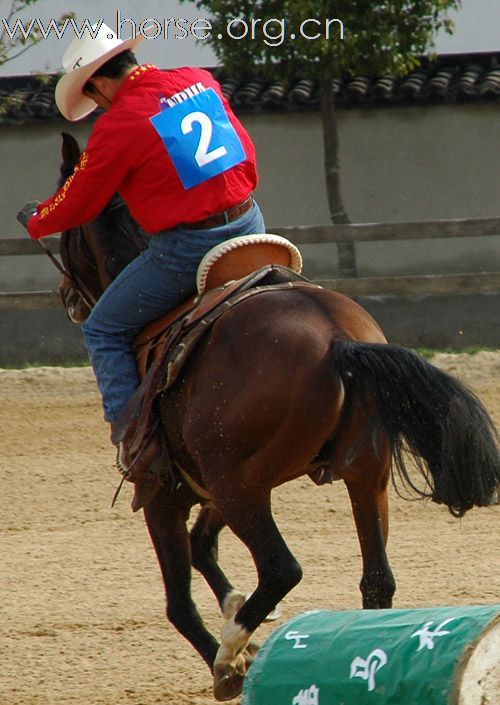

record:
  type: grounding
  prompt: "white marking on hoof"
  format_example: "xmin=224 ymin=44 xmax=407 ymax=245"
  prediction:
xmin=220 ymin=618 xmax=250 ymax=654
xmin=215 ymin=617 xmax=251 ymax=669
xmin=221 ymin=590 xmax=246 ymax=619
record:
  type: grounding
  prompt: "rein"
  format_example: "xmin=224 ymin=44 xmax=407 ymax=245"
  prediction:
xmin=37 ymin=237 xmax=71 ymax=278
xmin=37 ymin=232 xmax=98 ymax=310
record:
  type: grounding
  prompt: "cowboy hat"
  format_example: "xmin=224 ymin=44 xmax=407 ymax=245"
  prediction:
xmin=55 ymin=21 xmax=145 ymax=121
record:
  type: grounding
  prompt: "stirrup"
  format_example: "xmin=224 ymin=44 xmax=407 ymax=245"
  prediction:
xmin=111 ymin=432 xmax=164 ymax=510
xmin=115 ymin=442 xmax=130 ymax=477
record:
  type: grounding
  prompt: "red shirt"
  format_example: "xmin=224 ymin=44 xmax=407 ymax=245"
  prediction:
xmin=28 ymin=65 xmax=258 ymax=239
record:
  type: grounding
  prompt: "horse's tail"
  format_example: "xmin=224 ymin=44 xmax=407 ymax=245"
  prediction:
xmin=332 ymin=340 xmax=500 ymax=517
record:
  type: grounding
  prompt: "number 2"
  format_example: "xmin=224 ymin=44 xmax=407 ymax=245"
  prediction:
xmin=181 ymin=111 xmax=228 ymax=167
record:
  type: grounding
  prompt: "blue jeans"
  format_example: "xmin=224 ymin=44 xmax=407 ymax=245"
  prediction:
xmin=82 ymin=201 xmax=265 ymax=422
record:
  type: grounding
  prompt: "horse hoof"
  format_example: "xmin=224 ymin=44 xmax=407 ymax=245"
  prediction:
xmin=213 ymin=665 xmax=245 ymax=702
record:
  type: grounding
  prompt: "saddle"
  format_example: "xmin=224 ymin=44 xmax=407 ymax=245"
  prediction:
xmin=133 ymin=233 xmax=304 ymax=375
xmin=113 ymin=234 xmax=320 ymax=497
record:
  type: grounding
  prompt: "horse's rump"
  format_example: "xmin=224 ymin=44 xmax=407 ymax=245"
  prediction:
xmin=161 ymin=285 xmax=387 ymax=490
xmin=115 ymin=266 xmax=322 ymax=477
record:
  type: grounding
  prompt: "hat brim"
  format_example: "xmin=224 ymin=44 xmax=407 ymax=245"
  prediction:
xmin=55 ymin=34 xmax=144 ymax=121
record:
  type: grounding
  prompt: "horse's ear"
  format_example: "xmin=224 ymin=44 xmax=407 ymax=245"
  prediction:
xmin=61 ymin=132 xmax=81 ymax=170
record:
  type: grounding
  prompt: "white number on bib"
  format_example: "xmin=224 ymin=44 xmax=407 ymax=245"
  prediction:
xmin=181 ymin=111 xmax=228 ymax=167
xmin=150 ymin=88 xmax=246 ymax=189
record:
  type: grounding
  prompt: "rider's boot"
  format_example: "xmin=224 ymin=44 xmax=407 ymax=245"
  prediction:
xmin=109 ymin=422 xmax=163 ymax=512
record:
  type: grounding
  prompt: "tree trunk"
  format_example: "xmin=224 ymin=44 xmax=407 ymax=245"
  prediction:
xmin=319 ymin=78 xmax=357 ymax=278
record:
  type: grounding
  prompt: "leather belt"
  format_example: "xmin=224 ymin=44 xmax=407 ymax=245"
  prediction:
xmin=179 ymin=194 xmax=254 ymax=230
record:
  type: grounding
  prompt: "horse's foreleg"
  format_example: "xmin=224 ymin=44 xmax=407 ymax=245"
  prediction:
xmin=345 ymin=459 xmax=396 ymax=609
xmin=142 ymin=487 xmax=219 ymax=669
xmin=190 ymin=506 xmax=247 ymax=618
xmin=210 ymin=490 xmax=302 ymax=701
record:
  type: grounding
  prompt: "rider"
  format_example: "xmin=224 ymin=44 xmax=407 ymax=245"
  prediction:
xmin=17 ymin=23 xmax=265 ymax=510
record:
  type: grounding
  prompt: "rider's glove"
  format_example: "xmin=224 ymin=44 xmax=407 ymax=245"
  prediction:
xmin=17 ymin=200 xmax=41 ymax=228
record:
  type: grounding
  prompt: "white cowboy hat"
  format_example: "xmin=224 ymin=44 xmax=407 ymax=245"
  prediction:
xmin=55 ymin=22 xmax=145 ymax=121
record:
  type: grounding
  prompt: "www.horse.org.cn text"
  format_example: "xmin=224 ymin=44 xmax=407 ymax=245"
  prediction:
xmin=1 ymin=12 xmax=345 ymax=47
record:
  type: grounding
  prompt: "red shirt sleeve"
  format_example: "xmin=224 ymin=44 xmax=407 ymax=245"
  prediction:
xmin=27 ymin=116 xmax=131 ymax=239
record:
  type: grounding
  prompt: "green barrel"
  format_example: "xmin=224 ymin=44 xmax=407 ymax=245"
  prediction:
xmin=242 ymin=605 xmax=500 ymax=705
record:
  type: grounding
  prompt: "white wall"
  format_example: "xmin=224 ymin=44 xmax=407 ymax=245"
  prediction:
xmin=434 ymin=0 xmax=500 ymax=53
xmin=2 ymin=102 xmax=500 ymax=289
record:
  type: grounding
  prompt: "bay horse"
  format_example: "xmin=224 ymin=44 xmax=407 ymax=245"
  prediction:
xmin=54 ymin=133 xmax=499 ymax=701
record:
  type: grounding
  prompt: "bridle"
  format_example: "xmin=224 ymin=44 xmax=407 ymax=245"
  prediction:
xmin=38 ymin=227 xmax=98 ymax=310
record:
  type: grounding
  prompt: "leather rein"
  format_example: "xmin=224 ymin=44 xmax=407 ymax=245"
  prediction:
xmin=37 ymin=230 xmax=98 ymax=311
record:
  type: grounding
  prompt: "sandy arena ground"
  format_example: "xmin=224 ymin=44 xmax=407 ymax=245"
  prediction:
xmin=0 ymin=352 xmax=499 ymax=705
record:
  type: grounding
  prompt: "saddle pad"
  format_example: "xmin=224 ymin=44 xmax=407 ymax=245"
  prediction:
xmin=196 ymin=234 xmax=303 ymax=294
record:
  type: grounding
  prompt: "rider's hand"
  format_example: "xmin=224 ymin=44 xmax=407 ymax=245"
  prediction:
xmin=17 ymin=200 xmax=41 ymax=229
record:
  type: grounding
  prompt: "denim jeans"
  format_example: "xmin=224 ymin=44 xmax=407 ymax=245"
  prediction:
xmin=82 ymin=201 xmax=265 ymax=422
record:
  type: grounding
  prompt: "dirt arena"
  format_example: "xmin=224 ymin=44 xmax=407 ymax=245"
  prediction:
xmin=1 ymin=352 xmax=499 ymax=705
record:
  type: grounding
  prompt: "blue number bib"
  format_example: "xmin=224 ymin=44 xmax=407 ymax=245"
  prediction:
xmin=150 ymin=88 xmax=246 ymax=189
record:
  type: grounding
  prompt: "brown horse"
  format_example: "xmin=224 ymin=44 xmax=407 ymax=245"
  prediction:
xmin=54 ymin=133 xmax=500 ymax=701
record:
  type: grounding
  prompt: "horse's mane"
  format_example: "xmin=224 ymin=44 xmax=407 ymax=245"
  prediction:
xmin=58 ymin=161 xmax=149 ymax=278
xmin=94 ymin=194 xmax=148 ymax=250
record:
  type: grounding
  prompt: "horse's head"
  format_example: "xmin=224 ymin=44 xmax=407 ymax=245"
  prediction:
xmin=57 ymin=132 xmax=147 ymax=323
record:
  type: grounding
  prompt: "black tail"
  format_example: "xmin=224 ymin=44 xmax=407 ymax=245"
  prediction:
xmin=332 ymin=340 xmax=500 ymax=517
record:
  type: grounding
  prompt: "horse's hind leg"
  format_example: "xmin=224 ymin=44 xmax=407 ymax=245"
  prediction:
xmin=190 ymin=506 xmax=246 ymax=618
xmin=344 ymin=454 xmax=396 ymax=609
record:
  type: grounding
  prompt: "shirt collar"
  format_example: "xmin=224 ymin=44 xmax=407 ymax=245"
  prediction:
xmin=113 ymin=64 xmax=158 ymax=103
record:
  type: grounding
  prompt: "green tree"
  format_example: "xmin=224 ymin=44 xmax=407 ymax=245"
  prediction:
xmin=0 ymin=1 xmax=73 ymax=119
xmin=181 ymin=0 xmax=460 ymax=275
xmin=1 ymin=0 xmax=43 ymax=64
xmin=0 ymin=0 xmax=72 ymax=64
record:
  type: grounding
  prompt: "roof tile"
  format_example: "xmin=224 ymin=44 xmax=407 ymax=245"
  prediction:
xmin=1 ymin=52 xmax=500 ymax=124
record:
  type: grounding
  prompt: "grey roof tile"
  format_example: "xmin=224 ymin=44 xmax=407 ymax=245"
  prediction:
xmin=1 ymin=52 xmax=499 ymax=124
